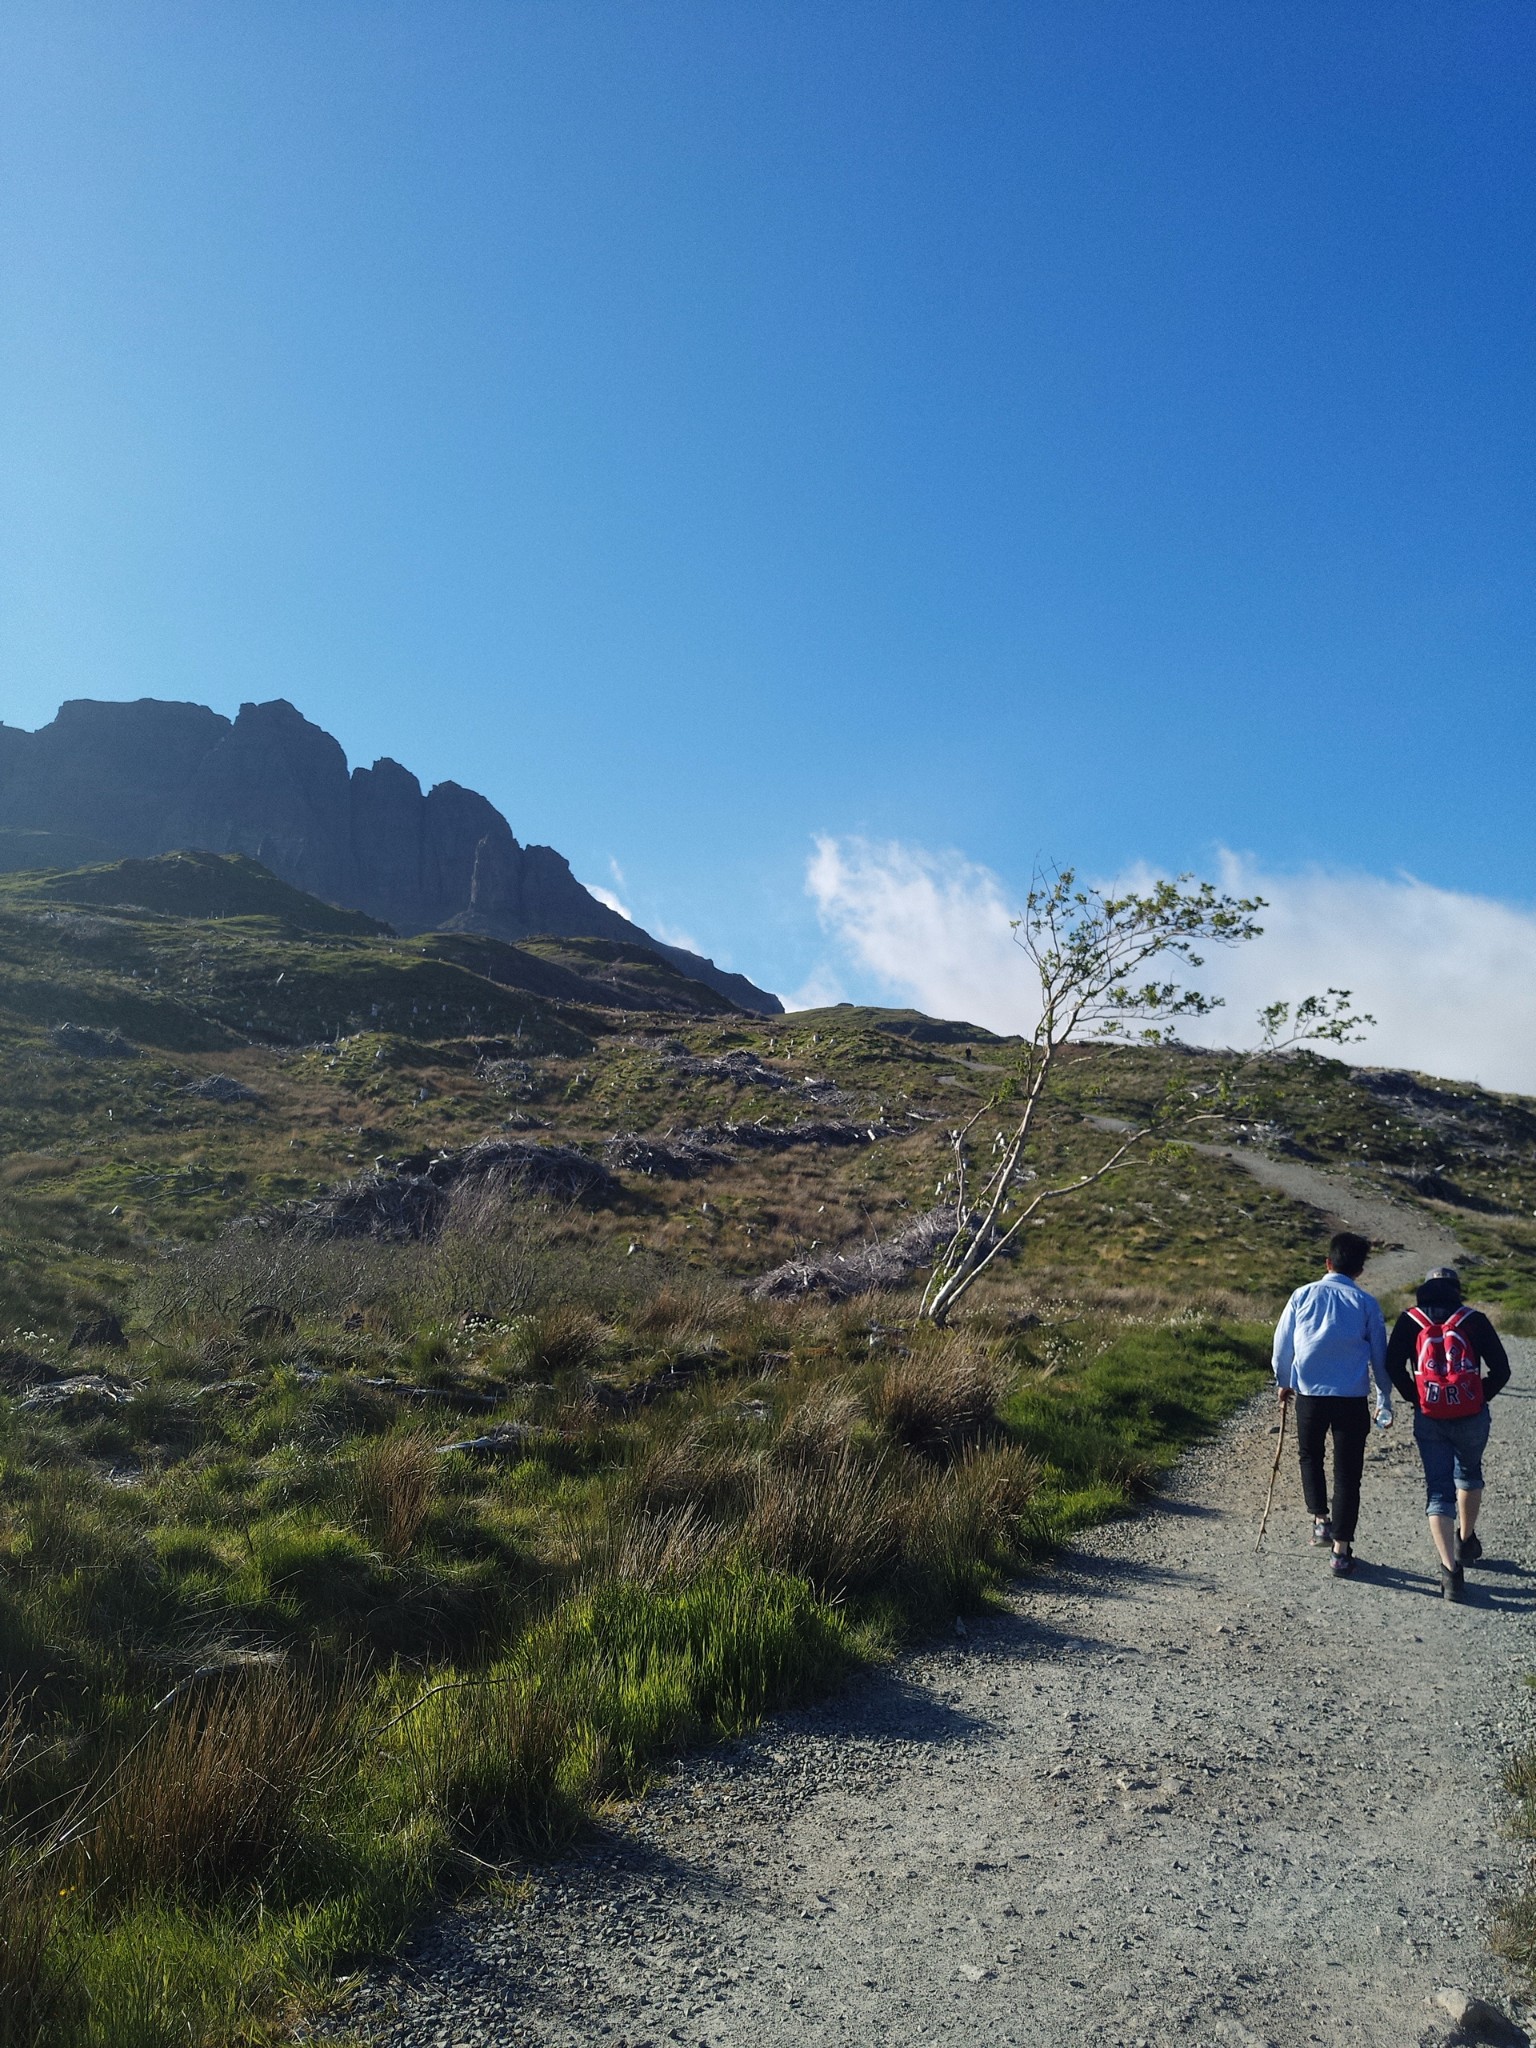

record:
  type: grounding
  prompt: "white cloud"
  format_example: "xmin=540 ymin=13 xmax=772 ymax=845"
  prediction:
xmin=799 ymin=836 xmax=1027 ymax=1029
xmin=584 ymin=882 xmax=634 ymax=922
xmin=782 ymin=961 xmax=853 ymax=1013
xmin=579 ymin=873 xmax=710 ymax=963
xmin=650 ymin=919 xmax=707 ymax=958
xmin=1185 ymin=853 xmax=1536 ymax=1093
xmin=803 ymin=835 xmax=1536 ymax=1094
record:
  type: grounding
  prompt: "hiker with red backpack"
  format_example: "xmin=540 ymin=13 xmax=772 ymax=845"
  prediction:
xmin=1272 ymin=1231 xmax=1393 ymax=1577
xmin=1386 ymin=1266 xmax=1511 ymax=1601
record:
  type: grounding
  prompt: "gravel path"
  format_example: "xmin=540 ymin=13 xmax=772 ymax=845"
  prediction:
xmin=1200 ymin=1145 xmax=1467 ymax=1297
xmin=352 ymin=1180 xmax=1536 ymax=2048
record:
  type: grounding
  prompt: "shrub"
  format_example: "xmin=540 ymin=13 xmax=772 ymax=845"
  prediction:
xmin=348 ymin=1433 xmax=439 ymax=1561
xmin=87 ymin=1662 xmax=354 ymax=1898
xmin=0 ymin=1849 xmax=76 ymax=2046
xmin=626 ymin=1418 xmax=754 ymax=1520
xmin=506 ymin=1303 xmax=603 ymax=1378
xmin=408 ymin=1208 xmax=541 ymax=1325
xmin=745 ymin=1451 xmax=897 ymax=1596
xmin=137 ymin=1201 xmax=547 ymax=1345
xmin=875 ymin=1333 xmax=1011 ymax=1453
xmin=767 ymin=1380 xmax=863 ymax=1469
xmin=389 ymin=1672 xmax=596 ymax=1854
xmin=139 ymin=1228 xmax=370 ymax=1329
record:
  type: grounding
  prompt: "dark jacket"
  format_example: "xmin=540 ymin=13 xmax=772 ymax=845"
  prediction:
xmin=1385 ymin=1279 xmax=1511 ymax=1409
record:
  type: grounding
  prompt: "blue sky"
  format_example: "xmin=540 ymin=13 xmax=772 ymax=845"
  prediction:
xmin=2 ymin=2 xmax=1534 ymax=1019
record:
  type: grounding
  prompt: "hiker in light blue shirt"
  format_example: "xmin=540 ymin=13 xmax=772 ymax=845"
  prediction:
xmin=1272 ymin=1230 xmax=1392 ymax=1576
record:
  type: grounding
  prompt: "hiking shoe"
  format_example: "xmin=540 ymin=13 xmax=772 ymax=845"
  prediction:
xmin=1456 ymin=1530 xmax=1484 ymax=1567
xmin=1330 ymin=1546 xmax=1355 ymax=1577
xmin=1311 ymin=1517 xmax=1333 ymax=1548
xmin=1440 ymin=1563 xmax=1466 ymax=1603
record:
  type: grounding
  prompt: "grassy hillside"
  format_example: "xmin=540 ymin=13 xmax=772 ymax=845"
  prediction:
xmin=3 ymin=854 xmax=1536 ymax=2043
xmin=28 ymin=849 xmax=391 ymax=936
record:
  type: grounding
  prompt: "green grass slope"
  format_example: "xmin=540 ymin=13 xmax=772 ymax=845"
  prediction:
xmin=30 ymin=849 xmax=390 ymax=935
xmin=2 ymin=874 xmax=1536 ymax=2042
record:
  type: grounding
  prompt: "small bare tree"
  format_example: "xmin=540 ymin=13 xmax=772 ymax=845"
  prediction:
xmin=918 ymin=868 xmax=1370 ymax=1325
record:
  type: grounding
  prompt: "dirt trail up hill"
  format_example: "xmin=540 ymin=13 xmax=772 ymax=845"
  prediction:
xmin=353 ymin=1169 xmax=1536 ymax=2048
xmin=1202 ymin=1143 xmax=1467 ymax=1297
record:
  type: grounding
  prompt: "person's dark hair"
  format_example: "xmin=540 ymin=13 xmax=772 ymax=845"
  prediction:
xmin=1327 ymin=1231 xmax=1370 ymax=1278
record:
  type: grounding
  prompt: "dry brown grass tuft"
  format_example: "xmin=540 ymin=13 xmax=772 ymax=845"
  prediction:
xmin=627 ymin=1285 xmax=717 ymax=1343
xmin=627 ymin=1421 xmax=754 ymax=1520
xmin=892 ymin=1443 xmax=1042 ymax=1604
xmin=768 ymin=1381 xmax=863 ymax=1469
xmin=510 ymin=1302 xmax=604 ymax=1377
xmin=953 ymin=1440 xmax=1041 ymax=1520
xmin=349 ymin=1432 xmax=439 ymax=1560
xmin=745 ymin=1451 xmax=896 ymax=1596
xmin=585 ymin=1504 xmax=732 ymax=1588
xmin=88 ymin=1663 xmax=353 ymax=1897
xmin=876 ymin=1334 xmax=1012 ymax=1453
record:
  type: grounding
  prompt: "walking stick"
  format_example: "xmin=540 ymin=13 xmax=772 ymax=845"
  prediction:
xmin=1255 ymin=1396 xmax=1289 ymax=1553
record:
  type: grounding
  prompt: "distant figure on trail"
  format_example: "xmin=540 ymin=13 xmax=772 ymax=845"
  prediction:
xmin=1385 ymin=1266 xmax=1511 ymax=1603
xmin=1272 ymin=1231 xmax=1393 ymax=1577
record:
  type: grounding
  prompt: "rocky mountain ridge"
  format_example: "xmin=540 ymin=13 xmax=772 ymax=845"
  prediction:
xmin=0 ymin=696 xmax=780 ymax=1013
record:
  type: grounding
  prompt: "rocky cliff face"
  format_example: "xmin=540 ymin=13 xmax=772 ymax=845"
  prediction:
xmin=0 ymin=697 xmax=782 ymax=1013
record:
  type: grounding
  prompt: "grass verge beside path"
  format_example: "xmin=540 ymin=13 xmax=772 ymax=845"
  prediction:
xmin=0 ymin=1280 xmax=1269 ymax=2048
xmin=1007 ymin=1319 xmax=1271 ymax=1541
xmin=1498 ymin=1689 xmax=1536 ymax=1992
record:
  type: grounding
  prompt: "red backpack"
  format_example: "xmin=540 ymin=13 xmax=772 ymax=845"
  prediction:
xmin=1407 ymin=1306 xmax=1484 ymax=1417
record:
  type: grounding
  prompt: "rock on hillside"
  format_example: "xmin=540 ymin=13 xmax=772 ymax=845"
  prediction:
xmin=0 ymin=697 xmax=781 ymax=1014
xmin=293 ymin=1138 xmax=621 ymax=1239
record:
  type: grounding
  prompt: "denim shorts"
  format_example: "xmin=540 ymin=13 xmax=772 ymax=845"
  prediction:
xmin=1413 ymin=1406 xmax=1492 ymax=1519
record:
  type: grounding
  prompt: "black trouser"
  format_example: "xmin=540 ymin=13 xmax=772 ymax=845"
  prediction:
xmin=1293 ymin=1394 xmax=1371 ymax=1543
